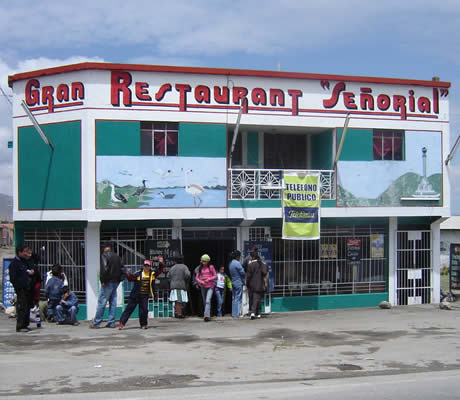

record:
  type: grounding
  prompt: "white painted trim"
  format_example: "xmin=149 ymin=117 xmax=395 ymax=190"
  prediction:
xmin=388 ymin=217 xmax=397 ymax=305
xmin=85 ymin=221 xmax=100 ymax=320
xmin=431 ymin=220 xmax=441 ymax=304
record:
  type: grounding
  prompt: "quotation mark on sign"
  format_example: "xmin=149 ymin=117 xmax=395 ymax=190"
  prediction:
xmin=320 ymin=80 xmax=330 ymax=90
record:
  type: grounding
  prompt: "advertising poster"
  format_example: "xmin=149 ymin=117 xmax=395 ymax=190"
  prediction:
xmin=450 ymin=243 xmax=460 ymax=289
xmin=2 ymin=258 xmax=15 ymax=308
xmin=321 ymin=243 xmax=337 ymax=258
xmin=346 ymin=238 xmax=362 ymax=265
xmin=371 ymin=234 xmax=385 ymax=258
xmin=282 ymin=171 xmax=320 ymax=240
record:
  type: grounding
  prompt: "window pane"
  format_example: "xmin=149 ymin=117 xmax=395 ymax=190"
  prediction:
xmin=167 ymin=131 xmax=178 ymax=155
xmin=154 ymin=132 xmax=165 ymax=155
xmin=140 ymin=129 xmax=153 ymax=155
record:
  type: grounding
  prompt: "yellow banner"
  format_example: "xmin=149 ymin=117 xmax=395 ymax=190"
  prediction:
xmin=282 ymin=172 xmax=320 ymax=240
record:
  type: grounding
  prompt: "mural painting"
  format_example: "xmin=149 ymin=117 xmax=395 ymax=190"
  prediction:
xmin=96 ymin=156 xmax=227 ymax=208
xmin=337 ymin=131 xmax=442 ymax=206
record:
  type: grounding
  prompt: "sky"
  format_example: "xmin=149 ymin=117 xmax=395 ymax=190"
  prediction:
xmin=0 ymin=0 xmax=459 ymax=214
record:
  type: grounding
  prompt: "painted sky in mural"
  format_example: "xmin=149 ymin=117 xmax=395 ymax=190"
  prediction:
xmin=338 ymin=131 xmax=441 ymax=200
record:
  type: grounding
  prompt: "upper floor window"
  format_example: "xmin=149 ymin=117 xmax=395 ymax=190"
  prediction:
xmin=141 ymin=122 xmax=178 ymax=156
xmin=373 ymin=129 xmax=404 ymax=160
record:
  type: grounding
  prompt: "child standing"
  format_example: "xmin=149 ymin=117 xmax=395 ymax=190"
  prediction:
xmin=214 ymin=266 xmax=231 ymax=318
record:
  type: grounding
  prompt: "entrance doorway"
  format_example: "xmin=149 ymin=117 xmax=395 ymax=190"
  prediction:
xmin=182 ymin=229 xmax=236 ymax=316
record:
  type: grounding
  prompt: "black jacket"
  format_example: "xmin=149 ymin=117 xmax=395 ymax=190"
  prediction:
xmin=8 ymin=256 xmax=31 ymax=291
xmin=246 ymin=259 xmax=268 ymax=293
xmin=100 ymin=251 xmax=125 ymax=284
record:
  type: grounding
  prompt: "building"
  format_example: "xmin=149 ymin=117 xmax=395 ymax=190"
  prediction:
xmin=8 ymin=63 xmax=451 ymax=320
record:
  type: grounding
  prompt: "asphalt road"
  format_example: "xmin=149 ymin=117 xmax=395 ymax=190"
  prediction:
xmin=1 ymin=303 xmax=459 ymax=398
xmin=5 ymin=370 xmax=460 ymax=400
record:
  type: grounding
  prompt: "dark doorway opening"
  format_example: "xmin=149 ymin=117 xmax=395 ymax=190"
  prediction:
xmin=182 ymin=229 xmax=236 ymax=316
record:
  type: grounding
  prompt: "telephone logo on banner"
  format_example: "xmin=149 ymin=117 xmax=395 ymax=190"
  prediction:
xmin=282 ymin=171 xmax=320 ymax=240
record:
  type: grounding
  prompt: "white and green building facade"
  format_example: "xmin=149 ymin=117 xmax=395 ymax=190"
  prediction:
xmin=8 ymin=63 xmax=452 ymax=319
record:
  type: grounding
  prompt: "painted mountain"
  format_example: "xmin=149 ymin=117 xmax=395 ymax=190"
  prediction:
xmin=337 ymin=173 xmax=442 ymax=206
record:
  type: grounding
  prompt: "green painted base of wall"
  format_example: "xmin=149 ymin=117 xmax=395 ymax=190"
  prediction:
xmin=79 ymin=303 xmax=174 ymax=321
xmin=269 ymin=293 xmax=388 ymax=312
xmin=78 ymin=294 xmax=387 ymax=320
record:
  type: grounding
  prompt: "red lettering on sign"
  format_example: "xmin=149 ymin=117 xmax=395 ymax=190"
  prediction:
xmin=175 ymin=84 xmax=191 ymax=111
xmin=111 ymin=71 xmax=132 ymax=106
xmin=25 ymin=79 xmax=40 ymax=106
xmin=195 ymin=85 xmax=210 ymax=103
xmin=135 ymin=82 xmax=151 ymax=101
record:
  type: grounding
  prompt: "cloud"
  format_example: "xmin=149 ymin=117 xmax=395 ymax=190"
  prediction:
xmin=0 ymin=1 xmax=459 ymax=65
xmin=0 ymin=56 xmax=104 ymax=195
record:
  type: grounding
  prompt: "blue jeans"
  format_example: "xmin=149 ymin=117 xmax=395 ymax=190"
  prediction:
xmin=93 ymin=281 xmax=119 ymax=326
xmin=200 ymin=287 xmax=214 ymax=318
xmin=55 ymin=304 xmax=78 ymax=323
xmin=232 ymin=285 xmax=243 ymax=317
xmin=215 ymin=287 xmax=224 ymax=317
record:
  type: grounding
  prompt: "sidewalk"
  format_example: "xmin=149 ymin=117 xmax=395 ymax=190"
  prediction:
xmin=1 ymin=304 xmax=460 ymax=397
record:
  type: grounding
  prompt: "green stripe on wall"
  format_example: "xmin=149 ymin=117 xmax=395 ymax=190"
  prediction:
xmin=179 ymin=123 xmax=226 ymax=157
xmin=270 ymin=293 xmax=388 ymax=312
xmin=18 ymin=121 xmax=81 ymax=210
xmin=96 ymin=120 xmax=140 ymax=155
xmin=337 ymin=128 xmax=373 ymax=161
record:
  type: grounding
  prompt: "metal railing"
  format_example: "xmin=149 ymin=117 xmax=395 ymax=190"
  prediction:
xmin=270 ymin=232 xmax=387 ymax=297
xmin=229 ymin=169 xmax=335 ymax=200
xmin=24 ymin=229 xmax=86 ymax=302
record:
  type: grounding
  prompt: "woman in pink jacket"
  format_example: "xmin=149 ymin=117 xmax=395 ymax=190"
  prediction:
xmin=195 ymin=254 xmax=217 ymax=321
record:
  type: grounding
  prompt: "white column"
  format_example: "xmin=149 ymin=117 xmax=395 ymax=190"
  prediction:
xmin=85 ymin=221 xmax=101 ymax=320
xmin=431 ymin=219 xmax=443 ymax=304
xmin=388 ymin=217 xmax=397 ymax=305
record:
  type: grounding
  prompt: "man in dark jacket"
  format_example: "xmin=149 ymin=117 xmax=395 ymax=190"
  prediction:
xmin=167 ymin=255 xmax=191 ymax=318
xmin=246 ymin=253 xmax=267 ymax=320
xmin=55 ymin=286 xmax=79 ymax=325
xmin=90 ymin=244 xmax=125 ymax=329
xmin=8 ymin=243 xmax=34 ymax=332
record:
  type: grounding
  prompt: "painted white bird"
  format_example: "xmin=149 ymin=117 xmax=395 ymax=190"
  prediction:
xmin=158 ymin=191 xmax=175 ymax=199
xmin=183 ymin=169 xmax=204 ymax=207
xmin=152 ymin=168 xmax=173 ymax=177
xmin=110 ymin=184 xmax=128 ymax=203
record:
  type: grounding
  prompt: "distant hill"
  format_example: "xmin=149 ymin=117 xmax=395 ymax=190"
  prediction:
xmin=0 ymin=193 xmax=12 ymax=221
xmin=337 ymin=173 xmax=442 ymax=206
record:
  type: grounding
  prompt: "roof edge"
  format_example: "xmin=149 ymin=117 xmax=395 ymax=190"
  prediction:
xmin=8 ymin=62 xmax=452 ymax=88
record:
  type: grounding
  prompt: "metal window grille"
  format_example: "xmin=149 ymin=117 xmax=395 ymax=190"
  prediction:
xmin=269 ymin=227 xmax=387 ymax=297
xmin=396 ymin=231 xmax=432 ymax=305
xmin=146 ymin=228 xmax=173 ymax=240
xmin=24 ymin=229 xmax=86 ymax=302
xmin=229 ymin=169 xmax=335 ymax=200
xmin=249 ymin=227 xmax=266 ymax=241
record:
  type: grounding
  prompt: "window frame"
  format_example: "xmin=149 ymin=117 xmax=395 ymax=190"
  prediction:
xmin=141 ymin=121 xmax=179 ymax=156
xmin=373 ymin=129 xmax=405 ymax=161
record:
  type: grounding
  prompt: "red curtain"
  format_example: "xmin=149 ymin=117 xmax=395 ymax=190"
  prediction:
xmin=154 ymin=132 xmax=177 ymax=155
xmin=373 ymin=131 xmax=402 ymax=159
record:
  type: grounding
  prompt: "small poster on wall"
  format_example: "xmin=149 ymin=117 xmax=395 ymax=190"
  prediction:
xmin=321 ymin=243 xmax=337 ymax=258
xmin=346 ymin=238 xmax=361 ymax=265
xmin=371 ymin=234 xmax=385 ymax=258
xmin=450 ymin=243 xmax=460 ymax=289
